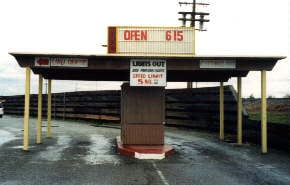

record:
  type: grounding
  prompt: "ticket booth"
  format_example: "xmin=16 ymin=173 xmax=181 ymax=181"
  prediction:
xmin=121 ymin=83 xmax=165 ymax=145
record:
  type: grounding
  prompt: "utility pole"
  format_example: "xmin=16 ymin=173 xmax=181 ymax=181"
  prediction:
xmin=74 ymin=82 xmax=78 ymax=91
xmin=45 ymin=79 xmax=48 ymax=94
xmin=178 ymin=0 xmax=210 ymax=89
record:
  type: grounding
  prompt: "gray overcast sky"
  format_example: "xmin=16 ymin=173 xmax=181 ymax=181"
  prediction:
xmin=0 ymin=0 xmax=289 ymax=97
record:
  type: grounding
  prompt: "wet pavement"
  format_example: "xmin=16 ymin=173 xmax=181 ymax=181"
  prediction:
xmin=0 ymin=115 xmax=289 ymax=185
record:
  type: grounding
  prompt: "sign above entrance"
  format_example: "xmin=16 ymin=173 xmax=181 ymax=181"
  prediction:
xmin=130 ymin=59 xmax=166 ymax=87
xmin=35 ymin=57 xmax=88 ymax=68
xmin=200 ymin=60 xmax=236 ymax=69
xmin=108 ymin=26 xmax=195 ymax=55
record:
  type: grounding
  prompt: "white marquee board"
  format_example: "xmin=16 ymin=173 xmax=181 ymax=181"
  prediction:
xmin=108 ymin=26 xmax=195 ymax=55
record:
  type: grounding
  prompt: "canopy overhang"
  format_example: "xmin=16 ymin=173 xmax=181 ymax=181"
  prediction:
xmin=10 ymin=53 xmax=285 ymax=82
xmin=10 ymin=52 xmax=286 ymax=154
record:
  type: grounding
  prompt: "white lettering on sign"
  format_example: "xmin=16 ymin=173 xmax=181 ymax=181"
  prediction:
xmin=130 ymin=59 xmax=167 ymax=87
xmin=200 ymin=60 xmax=236 ymax=69
xmin=116 ymin=27 xmax=195 ymax=55
xmin=34 ymin=57 xmax=88 ymax=68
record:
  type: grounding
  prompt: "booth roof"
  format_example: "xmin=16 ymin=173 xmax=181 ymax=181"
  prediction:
xmin=10 ymin=52 xmax=285 ymax=82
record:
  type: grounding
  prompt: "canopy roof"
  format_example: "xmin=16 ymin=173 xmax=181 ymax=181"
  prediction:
xmin=10 ymin=53 xmax=284 ymax=82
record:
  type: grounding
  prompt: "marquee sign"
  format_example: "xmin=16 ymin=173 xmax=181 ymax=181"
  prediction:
xmin=108 ymin=26 xmax=195 ymax=55
xmin=130 ymin=59 xmax=166 ymax=87
xmin=35 ymin=57 xmax=88 ymax=68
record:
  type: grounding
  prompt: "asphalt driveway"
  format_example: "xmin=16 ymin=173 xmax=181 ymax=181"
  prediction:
xmin=0 ymin=115 xmax=289 ymax=185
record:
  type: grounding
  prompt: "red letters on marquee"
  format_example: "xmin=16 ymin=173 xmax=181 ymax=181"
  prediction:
xmin=124 ymin=30 xmax=148 ymax=41
xmin=123 ymin=30 xmax=184 ymax=41
xmin=165 ymin=30 xmax=183 ymax=41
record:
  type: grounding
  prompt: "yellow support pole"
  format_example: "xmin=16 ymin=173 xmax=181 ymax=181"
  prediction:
xmin=47 ymin=79 xmax=52 ymax=138
xmin=261 ymin=70 xmax=267 ymax=153
xmin=36 ymin=75 xmax=43 ymax=144
xmin=23 ymin=67 xmax=31 ymax=151
xmin=219 ymin=82 xmax=224 ymax=140
xmin=237 ymin=77 xmax=242 ymax=145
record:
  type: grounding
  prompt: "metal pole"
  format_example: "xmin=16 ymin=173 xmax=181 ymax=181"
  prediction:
xmin=63 ymin=92 xmax=66 ymax=120
xmin=36 ymin=75 xmax=43 ymax=144
xmin=261 ymin=70 xmax=267 ymax=153
xmin=45 ymin=79 xmax=48 ymax=94
xmin=53 ymin=93 xmax=56 ymax=119
xmin=237 ymin=77 xmax=242 ymax=145
xmin=47 ymin=79 xmax=52 ymax=138
xmin=219 ymin=82 xmax=224 ymax=140
xmin=23 ymin=67 xmax=31 ymax=151
xmin=191 ymin=0 xmax=196 ymax=27
xmin=187 ymin=82 xmax=193 ymax=88
xmin=187 ymin=0 xmax=196 ymax=89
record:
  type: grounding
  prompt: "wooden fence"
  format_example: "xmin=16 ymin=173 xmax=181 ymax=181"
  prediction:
xmin=2 ymin=86 xmax=289 ymax=152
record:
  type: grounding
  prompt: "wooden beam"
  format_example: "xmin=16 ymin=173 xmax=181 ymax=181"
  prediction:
xmin=237 ymin=77 xmax=242 ymax=145
xmin=219 ymin=82 xmax=224 ymax=140
xmin=261 ymin=70 xmax=267 ymax=153
xmin=23 ymin=67 xmax=31 ymax=151
xmin=47 ymin=79 xmax=52 ymax=138
xmin=36 ymin=75 xmax=43 ymax=144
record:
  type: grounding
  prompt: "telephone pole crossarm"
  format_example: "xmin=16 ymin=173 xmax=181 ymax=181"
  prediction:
xmin=178 ymin=0 xmax=210 ymax=31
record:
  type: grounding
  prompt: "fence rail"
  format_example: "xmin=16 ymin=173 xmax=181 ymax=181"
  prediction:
xmin=2 ymin=86 xmax=289 ymax=152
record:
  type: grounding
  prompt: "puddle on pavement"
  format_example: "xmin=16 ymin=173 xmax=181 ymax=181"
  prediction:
xmin=37 ymin=135 xmax=71 ymax=161
xmin=165 ymin=137 xmax=201 ymax=155
xmin=0 ymin=130 xmax=16 ymax=146
xmin=83 ymin=134 xmax=120 ymax=165
xmin=10 ymin=145 xmax=35 ymax=149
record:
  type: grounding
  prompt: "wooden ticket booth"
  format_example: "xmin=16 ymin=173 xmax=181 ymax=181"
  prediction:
xmin=121 ymin=83 xmax=165 ymax=145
